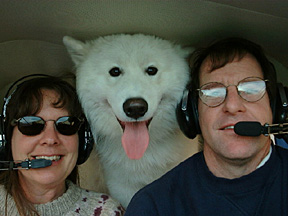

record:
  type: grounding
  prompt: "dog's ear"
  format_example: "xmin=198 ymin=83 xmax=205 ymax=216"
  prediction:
xmin=183 ymin=46 xmax=195 ymax=56
xmin=175 ymin=45 xmax=195 ymax=60
xmin=63 ymin=36 xmax=88 ymax=66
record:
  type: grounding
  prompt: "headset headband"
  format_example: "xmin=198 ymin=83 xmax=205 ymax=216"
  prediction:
xmin=2 ymin=74 xmax=50 ymax=119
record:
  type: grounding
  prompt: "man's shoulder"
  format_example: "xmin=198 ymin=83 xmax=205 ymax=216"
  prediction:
xmin=125 ymin=152 xmax=204 ymax=215
xmin=275 ymin=144 xmax=288 ymax=158
xmin=160 ymin=151 xmax=202 ymax=178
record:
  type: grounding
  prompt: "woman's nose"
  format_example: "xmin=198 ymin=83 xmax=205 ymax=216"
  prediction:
xmin=40 ymin=121 xmax=60 ymax=145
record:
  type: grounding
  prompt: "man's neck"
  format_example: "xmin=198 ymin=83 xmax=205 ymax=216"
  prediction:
xmin=203 ymin=140 xmax=271 ymax=179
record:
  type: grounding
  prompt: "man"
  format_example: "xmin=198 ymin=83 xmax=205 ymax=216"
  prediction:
xmin=125 ymin=38 xmax=288 ymax=215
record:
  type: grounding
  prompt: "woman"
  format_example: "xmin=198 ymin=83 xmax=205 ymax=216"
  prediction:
xmin=0 ymin=75 xmax=124 ymax=216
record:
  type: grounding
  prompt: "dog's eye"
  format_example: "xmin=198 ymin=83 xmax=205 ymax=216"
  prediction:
xmin=146 ymin=67 xmax=158 ymax=76
xmin=109 ymin=67 xmax=122 ymax=77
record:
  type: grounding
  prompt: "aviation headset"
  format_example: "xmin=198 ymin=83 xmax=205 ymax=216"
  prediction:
xmin=0 ymin=74 xmax=94 ymax=165
xmin=176 ymin=62 xmax=288 ymax=141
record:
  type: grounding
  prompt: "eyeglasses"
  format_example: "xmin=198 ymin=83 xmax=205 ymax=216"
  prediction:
xmin=11 ymin=116 xmax=84 ymax=136
xmin=197 ymin=77 xmax=268 ymax=107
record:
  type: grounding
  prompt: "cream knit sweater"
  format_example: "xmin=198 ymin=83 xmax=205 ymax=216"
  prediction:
xmin=0 ymin=180 xmax=124 ymax=216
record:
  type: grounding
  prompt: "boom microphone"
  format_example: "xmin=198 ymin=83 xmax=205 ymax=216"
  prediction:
xmin=0 ymin=158 xmax=52 ymax=171
xmin=234 ymin=121 xmax=288 ymax=137
xmin=234 ymin=122 xmax=263 ymax=136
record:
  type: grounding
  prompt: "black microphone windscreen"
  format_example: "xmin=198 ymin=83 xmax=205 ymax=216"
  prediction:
xmin=234 ymin=121 xmax=263 ymax=136
xmin=30 ymin=159 xmax=52 ymax=169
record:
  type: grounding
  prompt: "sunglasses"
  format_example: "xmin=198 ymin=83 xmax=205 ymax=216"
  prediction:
xmin=11 ymin=116 xmax=84 ymax=136
xmin=197 ymin=77 xmax=268 ymax=107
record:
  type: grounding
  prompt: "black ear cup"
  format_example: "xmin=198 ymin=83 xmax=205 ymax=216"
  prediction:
xmin=272 ymin=83 xmax=288 ymax=124
xmin=77 ymin=119 xmax=94 ymax=165
xmin=272 ymin=83 xmax=288 ymax=142
xmin=176 ymin=90 xmax=201 ymax=139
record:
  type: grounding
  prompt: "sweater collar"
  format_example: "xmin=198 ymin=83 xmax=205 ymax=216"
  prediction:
xmin=35 ymin=180 xmax=81 ymax=215
xmin=197 ymin=144 xmax=279 ymax=194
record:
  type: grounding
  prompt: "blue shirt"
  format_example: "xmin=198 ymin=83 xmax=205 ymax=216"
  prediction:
xmin=276 ymin=138 xmax=288 ymax=149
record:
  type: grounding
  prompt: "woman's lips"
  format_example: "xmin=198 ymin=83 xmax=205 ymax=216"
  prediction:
xmin=33 ymin=155 xmax=62 ymax=162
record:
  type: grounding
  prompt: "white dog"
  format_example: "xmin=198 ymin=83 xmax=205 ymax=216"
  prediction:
xmin=63 ymin=34 xmax=199 ymax=207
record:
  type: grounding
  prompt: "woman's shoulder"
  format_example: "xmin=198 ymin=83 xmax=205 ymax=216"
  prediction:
xmin=0 ymin=184 xmax=19 ymax=215
xmin=0 ymin=184 xmax=10 ymax=203
xmin=0 ymin=184 xmax=6 ymax=208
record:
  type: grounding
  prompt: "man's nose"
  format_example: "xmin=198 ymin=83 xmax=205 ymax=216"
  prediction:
xmin=222 ymin=86 xmax=246 ymax=114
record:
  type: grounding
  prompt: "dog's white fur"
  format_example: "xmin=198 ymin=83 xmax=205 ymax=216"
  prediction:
xmin=63 ymin=34 xmax=199 ymax=207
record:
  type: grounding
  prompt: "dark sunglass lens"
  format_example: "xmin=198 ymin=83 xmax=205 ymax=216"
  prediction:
xmin=18 ymin=116 xmax=45 ymax=136
xmin=56 ymin=116 xmax=82 ymax=135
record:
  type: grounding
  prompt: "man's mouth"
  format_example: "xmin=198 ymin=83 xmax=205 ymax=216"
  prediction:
xmin=220 ymin=125 xmax=235 ymax=130
xmin=32 ymin=155 xmax=62 ymax=162
xmin=223 ymin=125 xmax=234 ymax=130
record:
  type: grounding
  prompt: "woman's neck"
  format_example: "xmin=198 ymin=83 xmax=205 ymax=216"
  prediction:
xmin=18 ymin=174 xmax=66 ymax=204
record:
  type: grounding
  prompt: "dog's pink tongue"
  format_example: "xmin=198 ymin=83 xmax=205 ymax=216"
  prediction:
xmin=121 ymin=122 xmax=149 ymax=160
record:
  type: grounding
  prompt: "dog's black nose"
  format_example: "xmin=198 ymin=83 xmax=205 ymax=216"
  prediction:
xmin=123 ymin=98 xmax=148 ymax=119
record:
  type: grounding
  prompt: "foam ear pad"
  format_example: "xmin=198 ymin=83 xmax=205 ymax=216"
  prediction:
xmin=0 ymin=115 xmax=6 ymax=159
xmin=77 ymin=119 xmax=94 ymax=165
xmin=272 ymin=83 xmax=288 ymax=124
xmin=176 ymin=90 xmax=201 ymax=139
xmin=272 ymin=83 xmax=288 ymax=142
